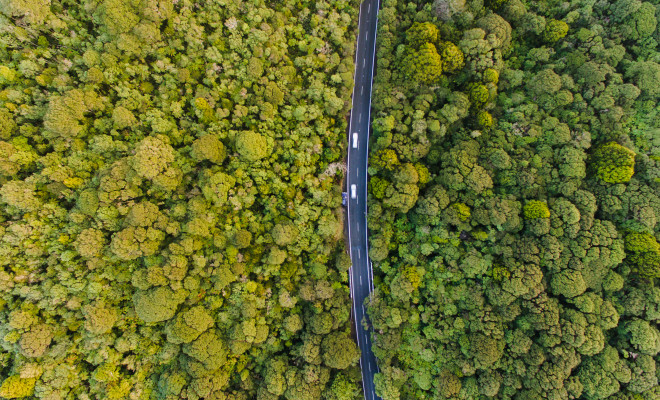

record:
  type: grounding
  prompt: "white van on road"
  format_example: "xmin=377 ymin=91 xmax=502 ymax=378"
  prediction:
xmin=351 ymin=184 xmax=357 ymax=199
xmin=352 ymin=133 xmax=358 ymax=148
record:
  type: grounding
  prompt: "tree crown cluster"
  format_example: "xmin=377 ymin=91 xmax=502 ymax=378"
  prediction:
xmin=367 ymin=0 xmax=660 ymax=399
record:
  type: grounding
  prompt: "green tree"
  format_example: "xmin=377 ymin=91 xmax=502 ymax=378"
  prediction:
xmin=133 ymin=287 xmax=185 ymax=323
xmin=476 ymin=12 xmax=512 ymax=49
xmin=132 ymin=135 xmax=176 ymax=180
xmin=166 ymin=306 xmax=215 ymax=344
xmin=201 ymin=171 xmax=236 ymax=208
xmin=110 ymin=225 xmax=165 ymax=260
xmin=325 ymin=373 xmax=361 ymax=400
xmin=74 ymin=228 xmax=106 ymax=259
xmin=321 ymin=332 xmax=360 ymax=369
xmin=616 ymin=1 xmax=657 ymax=41
xmin=272 ymin=223 xmax=299 ymax=246
xmin=156 ymin=370 xmax=187 ymax=399
xmin=84 ymin=302 xmax=119 ymax=335
xmin=625 ymin=61 xmax=660 ymax=98
xmin=0 ymin=109 xmax=16 ymax=139
xmin=527 ymin=69 xmax=562 ymax=96
xmin=191 ymin=135 xmax=226 ymax=164
xmin=436 ymin=368 xmax=461 ymax=398
xmin=622 ymin=319 xmax=660 ymax=356
xmin=262 ymin=358 xmax=287 ymax=396
xmin=468 ymin=333 xmax=503 ymax=370
xmin=485 ymin=0 xmax=509 ymax=10
xmin=577 ymin=346 xmax=628 ymax=400
xmin=183 ymin=329 xmax=228 ymax=374
xmin=20 ymin=323 xmax=53 ymax=357
xmin=551 ymin=269 xmax=587 ymax=298
xmin=43 ymin=89 xmax=100 ymax=139
xmin=112 ymin=106 xmax=136 ymax=129
xmin=0 ymin=180 xmax=41 ymax=212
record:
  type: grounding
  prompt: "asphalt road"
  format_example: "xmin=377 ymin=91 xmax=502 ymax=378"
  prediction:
xmin=346 ymin=0 xmax=381 ymax=399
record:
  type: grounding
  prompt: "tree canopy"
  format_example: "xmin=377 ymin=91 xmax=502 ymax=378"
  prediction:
xmin=368 ymin=0 xmax=660 ymax=399
xmin=0 ymin=0 xmax=363 ymax=398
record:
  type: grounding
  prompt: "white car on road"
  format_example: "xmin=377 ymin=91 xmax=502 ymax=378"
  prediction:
xmin=351 ymin=184 xmax=357 ymax=199
xmin=352 ymin=132 xmax=358 ymax=148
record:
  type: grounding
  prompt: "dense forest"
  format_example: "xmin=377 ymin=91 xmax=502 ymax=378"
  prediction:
xmin=367 ymin=0 xmax=660 ymax=399
xmin=0 ymin=0 xmax=365 ymax=399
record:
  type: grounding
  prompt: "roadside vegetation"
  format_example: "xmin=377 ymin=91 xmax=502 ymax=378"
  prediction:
xmin=367 ymin=0 xmax=660 ymax=399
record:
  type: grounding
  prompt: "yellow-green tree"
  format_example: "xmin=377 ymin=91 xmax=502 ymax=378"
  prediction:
xmin=0 ymin=376 xmax=37 ymax=399
xmin=406 ymin=22 xmax=438 ymax=47
xmin=591 ymin=142 xmax=636 ymax=184
xmin=403 ymin=43 xmax=443 ymax=84
xmin=236 ymin=131 xmax=268 ymax=161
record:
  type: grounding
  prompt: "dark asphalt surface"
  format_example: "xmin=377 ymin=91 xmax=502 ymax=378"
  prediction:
xmin=347 ymin=0 xmax=381 ymax=399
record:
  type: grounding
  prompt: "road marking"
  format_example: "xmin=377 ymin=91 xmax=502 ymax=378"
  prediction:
xmin=356 ymin=223 xmax=360 ymax=233
xmin=349 ymin=268 xmax=353 ymax=298
xmin=346 ymin=2 xmax=383 ymax=399
xmin=361 ymin=85 xmax=364 ymax=95
xmin=358 ymin=248 xmax=361 ymax=259
xmin=369 ymin=262 xmax=374 ymax=292
xmin=357 ymin=167 xmax=359 ymax=175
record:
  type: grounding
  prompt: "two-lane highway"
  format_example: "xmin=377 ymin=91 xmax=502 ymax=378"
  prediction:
xmin=346 ymin=0 xmax=381 ymax=399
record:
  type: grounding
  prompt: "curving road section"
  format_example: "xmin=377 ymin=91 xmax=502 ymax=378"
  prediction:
xmin=346 ymin=0 xmax=381 ymax=399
